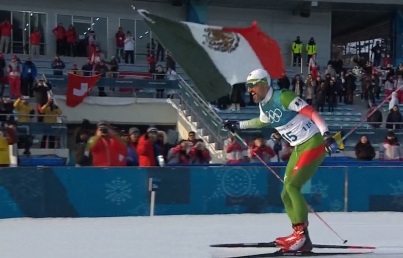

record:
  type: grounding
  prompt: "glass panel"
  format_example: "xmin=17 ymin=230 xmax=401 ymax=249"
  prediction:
xmin=73 ymin=21 xmax=91 ymax=57
xmin=0 ymin=10 xmax=11 ymax=22
xmin=12 ymin=11 xmax=25 ymax=54
xmin=73 ymin=16 xmax=91 ymax=23
xmin=0 ymin=10 xmax=12 ymax=53
xmin=135 ymin=19 xmax=151 ymax=61
xmin=30 ymin=13 xmax=47 ymax=55
xmin=119 ymin=18 xmax=135 ymax=38
xmin=92 ymin=17 xmax=107 ymax=57
xmin=56 ymin=14 xmax=71 ymax=29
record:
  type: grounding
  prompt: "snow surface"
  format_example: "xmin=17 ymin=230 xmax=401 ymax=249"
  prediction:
xmin=0 ymin=212 xmax=402 ymax=258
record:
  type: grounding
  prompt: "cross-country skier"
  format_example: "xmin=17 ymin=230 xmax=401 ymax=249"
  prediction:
xmin=224 ymin=68 xmax=337 ymax=253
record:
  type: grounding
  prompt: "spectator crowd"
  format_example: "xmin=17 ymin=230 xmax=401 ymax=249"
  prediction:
xmin=74 ymin=121 xmax=212 ymax=167
xmin=2 ymin=25 xmax=403 ymax=166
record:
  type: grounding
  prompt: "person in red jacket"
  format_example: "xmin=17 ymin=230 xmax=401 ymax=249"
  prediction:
xmin=248 ymin=136 xmax=276 ymax=163
xmin=65 ymin=25 xmax=77 ymax=57
xmin=137 ymin=127 xmax=159 ymax=167
xmin=30 ymin=27 xmax=41 ymax=56
xmin=7 ymin=55 xmax=21 ymax=99
xmin=115 ymin=27 xmax=125 ymax=63
xmin=52 ymin=23 xmax=66 ymax=56
xmin=85 ymin=121 xmax=127 ymax=167
xmin=224 ymin=134 xmax=245 ymax=164
xmin=189 ymin=140 xmax=211 ymax=164
xmin=0 ymin=20 xmax=13 ymax=53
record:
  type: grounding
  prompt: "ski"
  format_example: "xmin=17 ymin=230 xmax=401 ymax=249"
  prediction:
xmin=211 ymin=242 xmax=376 ymax=250
xmin=211 ymin=242 xmax=276 ymax=248
xmin=223 ymin=250 xmax=374 ymax=258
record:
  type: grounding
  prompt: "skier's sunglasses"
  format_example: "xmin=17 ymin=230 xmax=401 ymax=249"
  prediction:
xmin=245 ymin=77 xmax=268 ymax=88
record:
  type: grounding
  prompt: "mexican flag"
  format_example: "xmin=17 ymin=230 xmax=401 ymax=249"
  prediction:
xmin=138 ymin=9 xmax=284 ymax=102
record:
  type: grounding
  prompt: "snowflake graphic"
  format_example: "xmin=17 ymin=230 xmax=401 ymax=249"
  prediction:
xmin=105 ymin=177 xmax=132 ymax=205
xmin=0 ymin=168 xmax=43 ymax=203
xmin=128 ymin=203 xmax=166 ymax=216
xmin=211 ymin=167 xmax=260 ymax=199
xmin=390 ymin=181 xmax=403 ymax=209
xmin=310 ymin=181 xmax=329 ymax=199
xmin=329 ymin=199 xmax=344 ymax=212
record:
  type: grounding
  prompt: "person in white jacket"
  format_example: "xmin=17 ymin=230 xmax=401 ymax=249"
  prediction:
xmin=384 ymin=76 xmax=395 ymax=98
xmin=389 ymin=92 xmax=399 ymax=111
xmin=124 ymin=32 xmax=135 ymax=64
xmin=166 ymin=67 xmax=177 ymax=98
xmin=379 ymin=131 xmax=403 ymax=161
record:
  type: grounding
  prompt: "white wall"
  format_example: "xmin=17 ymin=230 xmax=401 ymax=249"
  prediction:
xmin=206 ymin=7 xmax=332 ymax=69
xmin=0 ymin=0 xmax=331 ymax=69
xmin=54 ymin=96 xmax=179 ymax=125
xmin=0 ymin=0 xmax=186 ymax=58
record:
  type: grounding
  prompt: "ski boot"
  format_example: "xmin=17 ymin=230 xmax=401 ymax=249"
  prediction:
xmin=275 ymin=222 xmax=313 ymax=253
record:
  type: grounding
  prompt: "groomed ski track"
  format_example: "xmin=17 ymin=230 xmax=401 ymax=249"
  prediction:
xmin=0 ymin=212 xmax=401 ymax=258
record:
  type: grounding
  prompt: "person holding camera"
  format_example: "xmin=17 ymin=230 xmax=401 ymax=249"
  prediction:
xmin=39 ymin=98 xmax=62 ymax=149
xmin=248 ymin=135 xmax=276 ymax=163
xmin=167 ymin=140 xmax=191 ymax=165
xmin=13 ymin=96 xmax=34 ymax=122
xmin=189 ymin=139 xmax=211 ymax=164
xmin=85 ymin=121 xmax=127 ymax=167
xmin=137 ymin=127 xmax=164 ymax=167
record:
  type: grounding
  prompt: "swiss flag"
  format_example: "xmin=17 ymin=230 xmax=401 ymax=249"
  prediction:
xmin=66 ymin=73 xmax=101 ymax=107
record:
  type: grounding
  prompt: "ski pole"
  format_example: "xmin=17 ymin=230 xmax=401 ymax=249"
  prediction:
xmin=231 ymin=131 xmax=348 ymax=244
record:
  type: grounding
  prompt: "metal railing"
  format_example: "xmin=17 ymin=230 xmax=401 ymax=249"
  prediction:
xmin=0 ymin=117 xmax=68 ymax=149
xmin=235 ymin=122 xmax=403 ymax=146
xmin=177 ymin=75 xmax=226 ymax=149
xmin=36 ymin=69 xmax=187 ymax=78
xmin=0 ymin=112 xmax=67 ymax=123
xmin=4 ymin=44 xmax=170 ymax=60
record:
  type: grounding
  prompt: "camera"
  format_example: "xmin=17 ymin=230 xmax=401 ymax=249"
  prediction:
xmin=99 ymin=127 xmax=108 ymax=135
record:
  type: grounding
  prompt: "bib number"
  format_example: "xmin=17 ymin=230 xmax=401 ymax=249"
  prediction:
xmin=282 ymin=131 xmax=297 ymax=142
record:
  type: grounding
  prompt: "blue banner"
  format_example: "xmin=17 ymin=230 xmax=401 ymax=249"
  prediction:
xmin=45 ymin=75 xmax=179 ymax=89
xmin=0 ymin=165 xmax=402 ymax=218
xmin=17 ymin=122 xmax=67 ymax=136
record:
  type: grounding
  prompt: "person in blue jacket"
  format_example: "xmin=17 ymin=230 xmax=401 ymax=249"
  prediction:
xmin=21 ymin=56 xmax=37 ymax=97
xmin=126 ymin=127 xmax=140 ymax=166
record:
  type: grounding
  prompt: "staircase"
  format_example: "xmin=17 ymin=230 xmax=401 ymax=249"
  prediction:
xmin=173 ymin=65 xmax=298 ymax=162
xmin=171 ymin=77 xmax=226 ymax=161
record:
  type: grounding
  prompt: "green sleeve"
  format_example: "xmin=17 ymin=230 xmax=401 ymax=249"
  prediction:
xmin=280 ymin=90 xmax=299 ymax=109
xmin=239 ymin=117 xmax=270 ymax=129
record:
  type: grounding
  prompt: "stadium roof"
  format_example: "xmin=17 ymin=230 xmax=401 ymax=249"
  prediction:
xmin=144 ymin=0 xmax=402 ymax=43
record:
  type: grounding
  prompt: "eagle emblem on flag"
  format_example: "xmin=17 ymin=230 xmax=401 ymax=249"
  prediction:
xmin=202 ymin=28 xmax=240 ymax=53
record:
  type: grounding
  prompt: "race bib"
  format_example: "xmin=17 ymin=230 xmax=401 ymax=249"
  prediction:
xmin=275 ymin=115 xmax=319 ymax=146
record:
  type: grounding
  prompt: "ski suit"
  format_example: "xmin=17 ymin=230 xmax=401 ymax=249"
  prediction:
xmin=239 ymin=88 xmax=327 ymax=224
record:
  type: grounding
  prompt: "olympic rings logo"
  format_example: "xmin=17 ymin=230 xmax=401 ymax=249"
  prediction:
xmin=265 ymin=108 xmax=283 ymax=123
